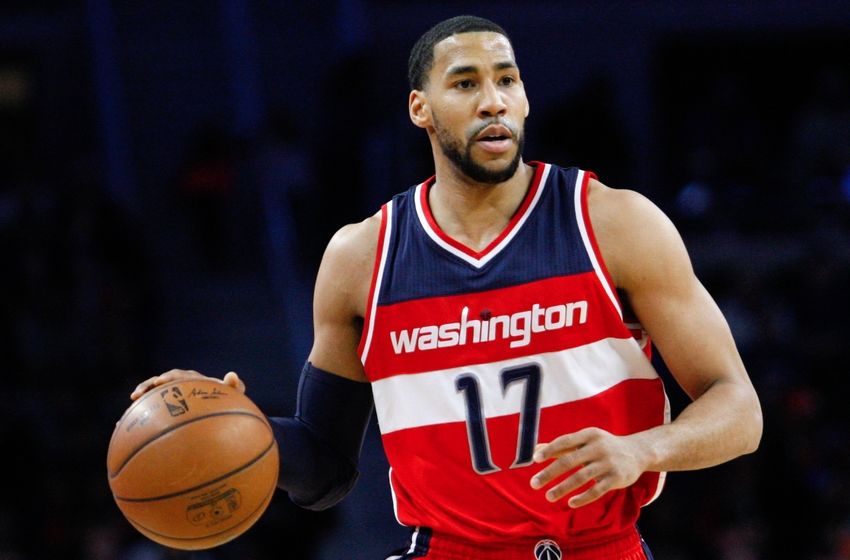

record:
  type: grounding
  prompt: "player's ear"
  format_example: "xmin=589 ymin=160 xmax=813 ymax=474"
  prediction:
xmin=524 ymin=96 xmax=530 ymax=118
xmin=409 ymin=89 xmax=431 ymax=129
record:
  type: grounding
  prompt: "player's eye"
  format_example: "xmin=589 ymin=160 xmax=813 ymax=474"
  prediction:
xmin=456 ymin=79 xmax=475 ymax=90
xmin=499 ymin=75 xmax=516 ymax=86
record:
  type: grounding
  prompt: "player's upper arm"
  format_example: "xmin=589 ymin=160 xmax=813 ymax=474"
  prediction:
xmin=588 ymin=179 xmax=754 ymax=402
xmin=307 ymin=213 xmax=382 ymax=382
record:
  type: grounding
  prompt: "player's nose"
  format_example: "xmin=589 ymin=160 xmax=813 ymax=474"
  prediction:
xmin=477 ymin=80 xmax=507 ymax=117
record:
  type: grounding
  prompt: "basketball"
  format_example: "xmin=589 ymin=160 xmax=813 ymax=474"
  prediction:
xmin=106 ymin=378 xmax=279 ymax=550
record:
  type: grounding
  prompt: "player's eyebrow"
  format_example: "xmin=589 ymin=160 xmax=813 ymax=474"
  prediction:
xmin=445 ymin=60 xmax=517 ymax=77
xmin=494 ymin=61 xmax=517 ymax=71
xmin=446 ymin=64 xmax=478 ymax=77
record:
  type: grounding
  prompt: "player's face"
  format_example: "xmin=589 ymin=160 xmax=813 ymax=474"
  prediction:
xmin=415 ymin=32 xmax=529 ymax=184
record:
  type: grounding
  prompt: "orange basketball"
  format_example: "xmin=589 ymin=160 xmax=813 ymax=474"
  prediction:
xmin=107 ymin=378 xmax=279 ymax=550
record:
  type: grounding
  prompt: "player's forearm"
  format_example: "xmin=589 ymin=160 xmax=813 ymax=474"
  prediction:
xmin=270 ymin=362 xmax=374 ymax=510
xmin=270 ymin=415 xmax=360 ymax=509
xmin=632 ymin=378 xmax=762 ymax=473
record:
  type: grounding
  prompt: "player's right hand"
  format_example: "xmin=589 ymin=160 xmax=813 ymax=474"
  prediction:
xmin=130 ymin=369 xmax=245 ymax=401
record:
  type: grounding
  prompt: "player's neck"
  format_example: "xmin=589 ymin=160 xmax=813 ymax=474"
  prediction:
xmin=428 ymin=160 xmax=534 ymax=253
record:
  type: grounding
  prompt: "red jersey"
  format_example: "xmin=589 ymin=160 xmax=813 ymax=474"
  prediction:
xmin=358 ymin=164 xmax=669 ymax=551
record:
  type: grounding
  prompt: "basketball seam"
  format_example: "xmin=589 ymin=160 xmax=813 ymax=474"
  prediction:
xmin=109 ymin=411 xmax=271 ymax=478
xmin=125 ymin=477 xmax=277 ymax=546
xmin=114 ymin=436 xmax=276 ymax=502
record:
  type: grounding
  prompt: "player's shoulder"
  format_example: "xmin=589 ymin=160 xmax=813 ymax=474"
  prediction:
xmin=587 ymin=177 xmax=677 ymax=238
xmin=587 ymin=177 xmax=689 ymax=286
xmin=588 ymin=177 xmax=657 ymax=217
xmin=318 ymin=211 xmax=383 ymax=297
xmin=324 ymin=210 xmax=382 ymax=266
xmin=326 ymin=210 xmax=382 ymax=258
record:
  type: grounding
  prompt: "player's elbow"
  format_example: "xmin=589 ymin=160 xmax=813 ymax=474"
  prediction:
xmin=285 ymin=459 xmax=360 ymax=512
xmin=269 ymin=416 xmax=361 ymax=511
xmin=738 ymin=386 xmax=763 ymax=456
xmin=744 ymin=399 xmax=763 ymax=455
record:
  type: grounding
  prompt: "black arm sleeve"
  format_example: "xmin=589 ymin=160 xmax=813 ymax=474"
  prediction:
xmin=268 ymin=362 xmax=374 ymax=511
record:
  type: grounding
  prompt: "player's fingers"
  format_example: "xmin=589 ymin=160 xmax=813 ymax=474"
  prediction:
xmin=533 ymin=438 xmax=577 ymax=463
xmin=533 ymin=428 xmax=596 ymax=463
xmin=130 ymin=369 xmax=203 ymax=400
xmin=542 ymin=463 xmax=600 ymax=503
xmin=130 ymin=377 xmax=159 ymax=400
xmin=222 ymin=371 xmax=246 ymax=393
xmin=567 ymin=476 xmax=611 ymax=508
xmin=530 ymin=448 xmax=589 ymax=489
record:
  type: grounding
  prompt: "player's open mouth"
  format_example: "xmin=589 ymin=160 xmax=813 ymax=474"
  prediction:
xmin=475 ymin=124 xmax=514 ymax=153
xmin=476 ymin=136 xmax=513 ymax=153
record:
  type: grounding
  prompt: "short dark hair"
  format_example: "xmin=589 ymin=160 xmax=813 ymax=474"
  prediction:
xmin=408 ymin=15 xmax=510 ymax=91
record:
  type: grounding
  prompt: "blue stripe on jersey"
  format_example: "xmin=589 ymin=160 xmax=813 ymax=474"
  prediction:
xmin=377 ymin=164 xmax=593 ymax=306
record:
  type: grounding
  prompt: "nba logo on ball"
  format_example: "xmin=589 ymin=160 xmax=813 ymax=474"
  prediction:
xmin=534 ymin=539 xmax=562 ymax=560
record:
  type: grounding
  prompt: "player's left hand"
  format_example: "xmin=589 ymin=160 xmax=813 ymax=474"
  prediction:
xmin=530 ymin=427 xmax=648 ymax=508
xmin=130 ymin=370 xmax=245 ymax=401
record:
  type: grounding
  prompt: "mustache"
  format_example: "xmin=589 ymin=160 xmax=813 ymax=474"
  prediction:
xmin=469 ymin=118 xmax=519 ymax=140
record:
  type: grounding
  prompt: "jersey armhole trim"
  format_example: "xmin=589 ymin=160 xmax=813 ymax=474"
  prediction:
xmin=575 ymin=169 xmax=623 ymax=318
xmin=642 ymin=391 xmax=671 ymax=507
xmin=358 ymin=201 xmax=393 ymax=364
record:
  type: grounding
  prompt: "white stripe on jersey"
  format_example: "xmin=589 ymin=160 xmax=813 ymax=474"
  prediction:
xmin=360 ymin=201 xmax=394 ymax=364
xmin=371 ymin=336 xmax=658 ymax=435
xmin=413 ymin=164 xmax=551 ymax=269
xmin=574 ymin=169 xmax=622 ymax=318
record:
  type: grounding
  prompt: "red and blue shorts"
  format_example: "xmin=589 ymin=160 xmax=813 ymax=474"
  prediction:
xmin=385 ymin=527 xmax=653 ymax=560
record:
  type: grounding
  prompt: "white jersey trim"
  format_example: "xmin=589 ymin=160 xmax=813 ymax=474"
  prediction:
xmin=643 ymin=391 xmax=671 ymax=507
xmin=574 ymin=169 xmax=622 ymax=318
xmin=413 ymin=164 xmax=551 ymax=269
xmin=360 ymin=200 xmax=394 ymax=364
xmin=388 ymin=467 xmax=406 ymax=527
xmin=371 ymin=336 xmax=659 ymax=435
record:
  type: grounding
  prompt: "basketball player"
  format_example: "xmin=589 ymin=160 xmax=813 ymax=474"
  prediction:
xmin=132 ymin=15 xmax=762 ymax=560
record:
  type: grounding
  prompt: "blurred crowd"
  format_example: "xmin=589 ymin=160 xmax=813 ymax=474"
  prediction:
xmin=1 ymin=3 xmax=849 ymax=560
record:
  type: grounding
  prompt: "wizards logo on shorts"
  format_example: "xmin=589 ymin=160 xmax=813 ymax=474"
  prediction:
xmin=534 ymin=539 xmax=562 ymax=560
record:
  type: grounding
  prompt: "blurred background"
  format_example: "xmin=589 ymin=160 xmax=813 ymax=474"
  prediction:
xmin=1 ymin=0 xmax=849 ymax=558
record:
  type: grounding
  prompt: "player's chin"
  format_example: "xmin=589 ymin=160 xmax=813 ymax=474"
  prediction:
xmin=472 ymin=145 xmax=517 ymax=168
xmin=483 ymin=152 xmax=521 ymax=172
xmin=469 ymin=159 xmax=520 ymax=185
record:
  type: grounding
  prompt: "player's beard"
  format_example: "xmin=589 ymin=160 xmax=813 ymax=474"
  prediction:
xmin=434 ymin=116 xmax=524 ymax=184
